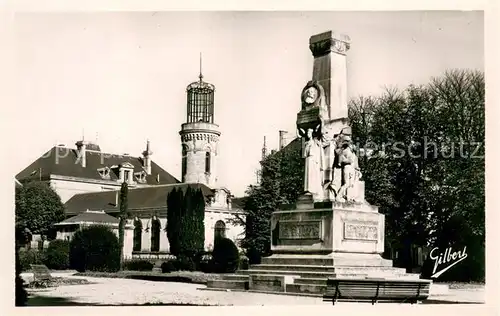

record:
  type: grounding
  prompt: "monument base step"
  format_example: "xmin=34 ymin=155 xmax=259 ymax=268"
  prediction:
xmin=220 ymin=274 xmax=250 ymax=281
xmin=262 ymin=253 xmax=394 ymax=267
xmin=286 ymin=283 xmax=327 ymax=295
xmin=249 ymin=263 xmax=407 ymax=274
xmin=206 ymin=254 xmax=423 ymax=295
xmin=206 ymin=279 xmax=249 ymax=290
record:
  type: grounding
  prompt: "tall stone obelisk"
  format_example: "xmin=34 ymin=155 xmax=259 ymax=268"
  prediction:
xmin=309 ymin=31 xmax=351 ymax=122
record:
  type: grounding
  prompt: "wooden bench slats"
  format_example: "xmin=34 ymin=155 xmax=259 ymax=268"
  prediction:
xmin=31 ymin=264 xmax=53 ymax=281
xmin=323 ymin=278 xmax=431 ymax=305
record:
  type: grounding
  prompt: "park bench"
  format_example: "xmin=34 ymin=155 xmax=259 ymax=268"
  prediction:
xmin=30 ymin=264 xmax=53 ymax=282
xmin=323 ymin=277 xmax=432 ymax=305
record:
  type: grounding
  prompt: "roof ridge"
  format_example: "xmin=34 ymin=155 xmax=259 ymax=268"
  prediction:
xmin=66 ymin=183 xmax=210 ymax=198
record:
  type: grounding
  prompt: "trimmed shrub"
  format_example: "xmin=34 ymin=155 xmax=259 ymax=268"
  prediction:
xmin=44 ymin=239 xmax=70 ymax=270
xmin=123 ymin=259 xmax=154 ymax=271
xmin=173 ymin=256 xmax=196 ymax=271
xmin=161 ymin=260 xmax=177 ymax=273
xmin=18 ymin=248 xmax=45 ymax=272
xmin=212 ymin=238 xmax=239 ymax=273
xmin=69 ymin=225 xmax=120 ymax=273
xmin=246 ymin=247 xmax=262 ymax=265
xmin=238 ymin=254 xmax=249 ymax=270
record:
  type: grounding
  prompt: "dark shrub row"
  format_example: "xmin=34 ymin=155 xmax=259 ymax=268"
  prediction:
xmin=123 ymin=259 xmax=154 ymax=271
xmin=19 ymin=227 xmax=249 ymax=275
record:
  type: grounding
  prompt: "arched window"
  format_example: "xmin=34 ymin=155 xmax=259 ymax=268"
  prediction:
xmin=133 ymin=219 xmax=142 ymax=252
xmin=214 ymin=220 xmax=226 ymax=242
xmin=205 ymin=151 xmax=211 ymax=173
xmin=150 ymin=218 xmax=161 ymax=252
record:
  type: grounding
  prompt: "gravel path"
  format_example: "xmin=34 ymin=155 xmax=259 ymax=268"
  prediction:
xmin=22 ymin=274 xmax=485 ymax=306
xmin=26 ymin=276 xmax=324 ymax=306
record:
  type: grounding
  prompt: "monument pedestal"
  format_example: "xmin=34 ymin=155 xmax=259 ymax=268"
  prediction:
xmin=271 ymin=197 xmax=385 ymax=257
xmin=206 ymin=196 xmax=421 ymax=295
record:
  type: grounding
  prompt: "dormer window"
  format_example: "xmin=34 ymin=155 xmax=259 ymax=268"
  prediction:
xmin=119 ymin=162 xmax=135 ymax=184
xmin=134 ymin=171 xmax=147 ymax=184
xmin=97 ymin=167 xmax=111 ymax=180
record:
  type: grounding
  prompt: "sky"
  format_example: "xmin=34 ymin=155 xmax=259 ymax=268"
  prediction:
xmin=9 ymin=11 xmax=484 ymax=197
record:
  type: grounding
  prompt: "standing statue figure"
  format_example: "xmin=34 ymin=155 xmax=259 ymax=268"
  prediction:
xmin=299 ymin=126 xmax=324 ymax=198
xmin=333 ymin=133 xmax=362 ymax=202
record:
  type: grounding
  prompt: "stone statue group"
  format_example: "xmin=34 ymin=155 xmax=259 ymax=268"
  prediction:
xmin=297 ymin=81 xmax=364 ymax=203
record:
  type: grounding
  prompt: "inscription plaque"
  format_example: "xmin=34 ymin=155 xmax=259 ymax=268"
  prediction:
xmin=279 ymin=220 xmax=322 ymax=240
xmin=343 ymin=223 xmax=378 ymax=241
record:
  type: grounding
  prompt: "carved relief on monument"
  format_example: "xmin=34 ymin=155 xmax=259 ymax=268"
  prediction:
xmin=299 ymin=80 xmax=329 ymax=120
xmin=343 ymin=222 xmax=378 ymax=241
xmin=278 ymin=220 xmax=323 ymax=240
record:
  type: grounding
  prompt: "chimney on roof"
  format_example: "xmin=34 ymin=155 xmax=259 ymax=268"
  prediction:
xmin=142 ymin=139 xmax=153 ymax=175
xmin=75 ymin=140 xmax=87 ymax=167
xmin=279 ymin=130 xmax=288 ymax=150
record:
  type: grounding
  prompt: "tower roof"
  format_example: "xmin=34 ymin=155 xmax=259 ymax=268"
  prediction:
xmin=186 ymin=80 xmax=215 ymax=92
xmin=186 ymin=53 xmax=215 ymax=92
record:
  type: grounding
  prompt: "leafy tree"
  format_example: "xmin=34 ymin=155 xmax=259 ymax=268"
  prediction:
xmin=166 ymin=188 xmax=182 ymax=256
xmin=15 ymin=181 xmax=65 ymax=242
xmin=241 ymin=139 xmax=304 ymax=263
xmin=349 ymin=69 xmax=484 ymax=279
xmin=242 ymin=69 xmax=484 ymax=281
xmin=118 ymin=182 xmax=130 ymax=268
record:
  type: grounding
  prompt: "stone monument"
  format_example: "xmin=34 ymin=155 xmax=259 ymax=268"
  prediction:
xmin=271 ymin=30 xmax=386 ymax=263
xmin=207 ymin=30 xmax=425 ymax=295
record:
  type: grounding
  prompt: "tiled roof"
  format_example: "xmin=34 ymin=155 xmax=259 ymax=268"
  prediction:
xmin=15 ymin=145 xmax=180 ymax=185
xmin=231 ymin=197 xmax=247 ymax=210
xmin=64 ymin=183 xmax=214 ymax=215
xmin=55 ymin=211 xmax=119 ymax=225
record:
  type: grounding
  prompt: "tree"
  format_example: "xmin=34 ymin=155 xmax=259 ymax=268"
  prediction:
xmin=242 ymin=69 xmax=484 ymax=280
xmin=118 ymin=182 xmax=129 ymax=268
xmin=167 ymin=187 xmax=205 ymax=260
xmin=166 ymin=188 xmax=182 ymax=256
xmin=348 ymin=69 xmax=484 ymax=279
xmin=241 ymin=139 xmax=304 ymax=263
xmin=15 ymin=181 xmax=65 ymax=242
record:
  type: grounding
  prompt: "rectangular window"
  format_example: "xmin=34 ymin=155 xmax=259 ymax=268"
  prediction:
xmin=205 ymin=152 xmax=211 ymax=173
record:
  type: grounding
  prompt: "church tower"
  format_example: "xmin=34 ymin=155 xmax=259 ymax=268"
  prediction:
xmin=179 ymin=55 xmax=220 ymax=187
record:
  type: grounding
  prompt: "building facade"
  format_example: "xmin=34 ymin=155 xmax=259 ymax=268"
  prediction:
xmin=16 ymin=140 xmax=179 ymax=203
xmin=15 ymin=67 xmax=245 ymax=259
